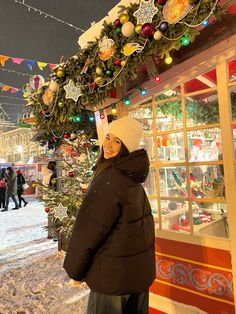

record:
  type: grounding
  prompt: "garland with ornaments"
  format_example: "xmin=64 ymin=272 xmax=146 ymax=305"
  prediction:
xmin=28 ymin=0 xmax=222 ymax=132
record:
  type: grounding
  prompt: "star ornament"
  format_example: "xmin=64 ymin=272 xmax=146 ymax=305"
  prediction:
xmin=54 ymin=203 xmax=68 ymax=221
xmin=133 ymin=0 xmax=158 ymax=25
xmin=64 ymin=79 xmax=83 ymax=102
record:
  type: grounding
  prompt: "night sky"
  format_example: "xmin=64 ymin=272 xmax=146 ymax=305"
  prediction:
xmin=0 ymin=0 xmax=119 ymax=125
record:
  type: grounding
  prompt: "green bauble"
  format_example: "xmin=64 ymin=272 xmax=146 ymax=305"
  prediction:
xmin=106 ymin=69 xmax=113 ymax=77
xmin=115 ymin=26 xmax=122 ymax=35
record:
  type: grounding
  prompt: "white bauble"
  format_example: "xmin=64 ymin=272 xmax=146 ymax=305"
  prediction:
xmin=79 ymin=153 xmax=87 ymax=162
xmin=49 ymin=80 xmax=59 ymax=92
xmin=153 ymin=30 xmax=162 ymax=41
xmin=121 ymin=22 xmax=135 ymax=37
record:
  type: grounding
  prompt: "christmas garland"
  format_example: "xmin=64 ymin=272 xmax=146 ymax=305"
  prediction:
xmin=27 ymin=0 xmax=222 ymax=133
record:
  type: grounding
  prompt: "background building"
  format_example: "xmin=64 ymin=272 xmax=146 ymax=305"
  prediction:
xmin=0 ymin=128 xmax=44 ymax=163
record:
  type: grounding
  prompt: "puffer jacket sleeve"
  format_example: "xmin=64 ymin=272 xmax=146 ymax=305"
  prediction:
xmin=63 ymin=172 xmax=122 ymax=281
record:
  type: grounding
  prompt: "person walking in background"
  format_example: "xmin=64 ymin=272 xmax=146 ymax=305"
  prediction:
xmin=64 ymin=116 xmax=156 ymax=314
xmin=0 ymin=169 xmax=7 ymax=209
xmin=1 ymin=167 xmax=19 ymax=211
xmin=16 ymin=169 xmax=28 ymax=208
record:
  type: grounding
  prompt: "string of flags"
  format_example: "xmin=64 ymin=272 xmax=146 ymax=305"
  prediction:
xmin=0 ymin=54 xmax=57 ymax=71
xmin=0 ymin=82 xmax=22 ymax=94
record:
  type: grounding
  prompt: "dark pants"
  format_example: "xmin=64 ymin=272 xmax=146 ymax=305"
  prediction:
xmin=5 ymin=194 xmax=18 ymax=209
xmin=0 ymin=198 xmax=5 ymax=208
xmin=17 ymin=190 xmax=26 ymax=207
xmin=87 ymin=290 xmax=149 ymax=314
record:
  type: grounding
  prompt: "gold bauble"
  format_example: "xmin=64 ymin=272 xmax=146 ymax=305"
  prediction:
xmin=56 ymin=68 xmax=65 ymax=78
xmin=119 ymin=13 xmax=129 ymax=25
xmin=32 ymin=183 xmax=37 ymax=188
xmin=75 ymin=201 xmax=81 ymax=207
xmin=94 ymin=76 xmax=103 ymax=85
xmin=121 ymin=60 xmax=126 ymax=67
xmin=135 ymin=24 xmax=142 ymax=34
xmin=81 ymin=134 xmax=87 ymax=140
xmin=58 ymin=101 xmax=64 ymax=108
xmin=95 ymin=67 xmax=103 ymax=75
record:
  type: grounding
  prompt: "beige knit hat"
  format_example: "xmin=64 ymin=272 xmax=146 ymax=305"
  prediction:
xmin=106 ymin=116 xmax=143 ymax=152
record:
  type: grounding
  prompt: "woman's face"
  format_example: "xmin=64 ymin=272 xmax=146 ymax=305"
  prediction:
xmin=103 ymin=133 xmax=121 ymax=159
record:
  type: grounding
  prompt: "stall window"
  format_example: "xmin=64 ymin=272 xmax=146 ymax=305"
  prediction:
xmin=130 ymin=65 xmax=229 ymax=238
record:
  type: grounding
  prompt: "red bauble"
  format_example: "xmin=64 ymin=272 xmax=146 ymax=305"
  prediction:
xmin=156 ymin=0 xmax=167 ymax=5
xmin=71 ymin=150 xmax=78 ymax=157
xmin=83 ymin=143 xmax=91 ymax=149
xmin=63 ymin=132 xmax=70 ymax=139
xmin=114 ymin=18 xmax=121 ymax=27
xmin=89 ymin=82 xmax=97 ymax=88
xmin=114 ymin=59 xmax=121 ymax=66
xmin=141 ymin=23 xmax=155 ymax=38
xmin=45 ymin=207 xmax=50 ymax=213
xmin=68 ymin=170 xmax=75 ymax=177
xmin=52 ymin=136 xmax=58 ymax=142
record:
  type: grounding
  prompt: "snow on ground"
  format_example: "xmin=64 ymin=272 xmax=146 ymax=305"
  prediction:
xmin=0 ymin=252 xmax=89 ymax=314
xmin=0 ymin=197 xmax=57 ymax=273
xmin=0 ymin=197 xmax=89 ymax=313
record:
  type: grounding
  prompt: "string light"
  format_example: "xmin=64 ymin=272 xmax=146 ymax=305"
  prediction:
xmin=72 ymin=114 xmax=81 ymax=123
xmin=180 ymin=35 xmax=190 ymax=46
xmin=99 ymin=110 xmax=105 ymax=119
xmin=89 ymin=113 xmax=95 ymax=122
xmin=14 ymin=0 xmax=85 ymax=33
xmin=111 ymin=105 xmax=117 ymax=115
xmin=138 ymin=85 xmax=147 ymax=96
xmin=152 ymin=73 xmax=161 ymax=83
xmin=0 ymin=68 xmax=31 ymax=77
xmin=202 ymin=20 xmax=209 ymax=27
xmin=165 ymin=53 xmax=173 ymax=65
xmin=123 ymin=96 xmax=131 ymax=106
xmin=0 ymin=102 xmax=25 ymax=106
xmin=0 ymin=95 xmax=25 ymax=101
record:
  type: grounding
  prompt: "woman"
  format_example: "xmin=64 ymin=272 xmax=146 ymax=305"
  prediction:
xmin=64 ymin=116 xmax=156 ymax=314
xmin=16 ymin=169 xmax=28 ymax=208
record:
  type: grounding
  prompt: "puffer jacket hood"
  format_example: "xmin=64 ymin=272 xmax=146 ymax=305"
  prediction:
xmin=113 ymin=149 xmax=149 ymax=183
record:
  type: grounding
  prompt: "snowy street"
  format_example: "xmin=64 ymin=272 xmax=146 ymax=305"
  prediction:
xmin=0 ymin=197 xmax=57 ymax=273
xmin=0 ymin=198 xmax=89 ymax=313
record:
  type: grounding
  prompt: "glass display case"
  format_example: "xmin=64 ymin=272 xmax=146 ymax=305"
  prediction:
xmin=129 ymin=65 xmax=230 ymax=239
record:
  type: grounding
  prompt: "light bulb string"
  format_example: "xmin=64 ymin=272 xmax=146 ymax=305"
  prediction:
xmin=180 ymin=0 xmax=219 ymax=28
xmin=0 ymin=102 xmax=25 ymax=106
xmin=14 ymin=0 xmax=85 ymax=33
xmin=0 ymin=95 xmax=25 ymax=101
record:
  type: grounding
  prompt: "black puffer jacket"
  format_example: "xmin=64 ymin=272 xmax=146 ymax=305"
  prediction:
xmin=63 ymin=149 xmax=156 ymax=295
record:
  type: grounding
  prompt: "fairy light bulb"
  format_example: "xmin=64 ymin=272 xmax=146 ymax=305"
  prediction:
xmin=123 ymin=96 xmax=131 ymax=106
xmin=89 ymin=114 xmax=95 ymax=122
xmin=111 ymin=106 xmax=117 ymax=115
xmin=202 ymin=20 xmax=209 ymax=27
xmin=154 ymin=75 xmax=161 ymax=83
xmin=100 ymin=111 xmax=105 ymax=119
xmin=165 ymin=56 xmax=173 ymax=65
xmin=181 ymin=37 xmax=190 ymax=46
